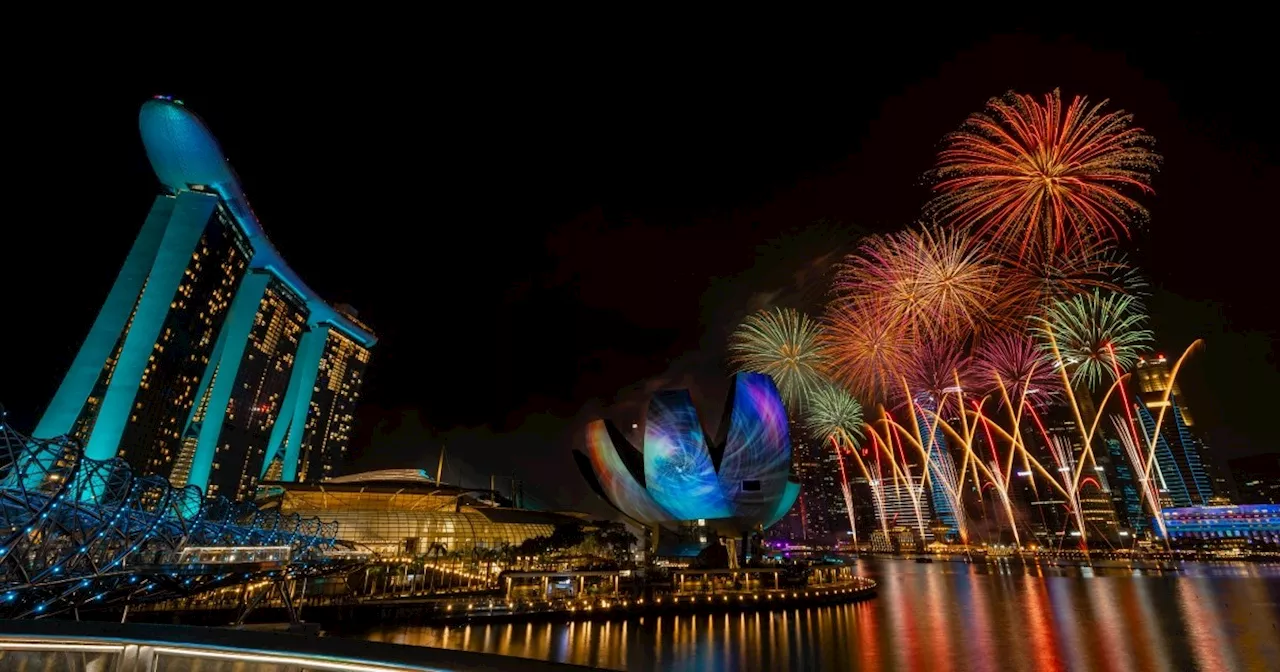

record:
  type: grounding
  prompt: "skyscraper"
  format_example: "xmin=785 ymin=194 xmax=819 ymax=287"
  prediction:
xmin=1137 ymin=401 xmax=1213 ymax=508
xmin=1103 ymin=435 xmax=1148 ymax=535
xmin=775 ymin=421 xmax=845 ymax=544
xmin=32 ymin=98 xmax=376 ymax=500
xmin=1135 ymin=354 xmax=1193 ymax=425
xmin=915 ymin=404 xmax=960 ymax=538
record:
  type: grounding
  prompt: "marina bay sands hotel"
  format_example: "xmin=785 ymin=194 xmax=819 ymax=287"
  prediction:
xmin=33 ymin=97 xmax=375 ymax=501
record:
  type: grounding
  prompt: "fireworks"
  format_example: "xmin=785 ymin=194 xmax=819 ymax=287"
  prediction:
xmin=728 ymin=307 xmax=830 ymax=410
xmin=1035 ymin=289 xmax=1154 ymax=390
xmin=930 ymin=89 xmax=1160 ymax=257
xmin=804 ymin=381 xmax=864 ymax=442
xmin=905 ymin=338 xmax=973 ymax=414
xmin=712 ymin=87 xmax=1185 ymax=552
xmin=972 ymin=332 xmax=1063 ymax=406
xmin=1001 ymin=237 xmax=1146 ymax=318
xmin=823 ymin=301 xmax=915 ymax=403
xmin=835 ymin=226 xmax=1005 ymax=340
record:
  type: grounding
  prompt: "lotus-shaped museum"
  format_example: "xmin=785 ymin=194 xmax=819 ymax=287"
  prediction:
xmin=574 ymin=372 xmax=800 ymax=538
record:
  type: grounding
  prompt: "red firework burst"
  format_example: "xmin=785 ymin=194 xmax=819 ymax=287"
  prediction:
xmin=835 ymin=225 xmax=1006 ymax=340
xmin=972 ymin=332 xmax=1063 ymax=407
xmin=929 ymin=89 xmax=1160 ymax=258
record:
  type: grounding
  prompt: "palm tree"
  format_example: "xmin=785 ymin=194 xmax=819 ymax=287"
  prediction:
xmin=425 ymin=542 xmax=448 ymax=593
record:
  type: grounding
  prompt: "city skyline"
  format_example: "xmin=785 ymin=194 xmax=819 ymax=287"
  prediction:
xmin=3 ymin=28 xmax=1275 ymax=516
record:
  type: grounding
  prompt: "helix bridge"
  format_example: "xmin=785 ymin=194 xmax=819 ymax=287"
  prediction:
xmin=0 ymin=410 xmax=345 ymax=619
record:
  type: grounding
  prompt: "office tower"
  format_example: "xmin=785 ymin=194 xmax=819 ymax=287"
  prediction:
xmin=1051 ymin=416 xmax=1119 ymax=543
xmin=1135 ymin=354 xmax=1193 ymax=425
xmin=1229 ymin=454 xmax=1280 ymax=505
xmin=1015 ymin=412 xmax=1118 ymax=545
xmin=1136 ymin=402 xmax=1213 ymax=507
xmin=1103 ymin=435 xmax=1148 ymax=535
xmin=779 ymin=421 xmax=841 ymax=543
xmin=876 ymin=467 xmax=930 ymax=540
xmin=32 ymin=98 xmax=375 ymax=499
xmin=914 ymin=402 xmax=960 ymax=538
xmin=1135 ymin=352 xmax=1229 ymax=501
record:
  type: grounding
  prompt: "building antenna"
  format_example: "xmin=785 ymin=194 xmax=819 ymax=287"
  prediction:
xmin=436 ymin=446 xmax=447 ymax=486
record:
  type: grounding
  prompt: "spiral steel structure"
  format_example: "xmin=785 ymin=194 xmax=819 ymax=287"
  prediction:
xmin=0 ymin=412 xmax=338 ymax=619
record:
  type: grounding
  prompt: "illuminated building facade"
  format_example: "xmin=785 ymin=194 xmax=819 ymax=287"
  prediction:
xmin=1135 ymin=354 xmax=1193 ymax=425
xmin=1135 ymin=352 xmax=1231 ymax=501
xmin=574 ymin=372 xmax=800 ymax=551
xmin=915 ymin=405 xmax=960 ymax=538
xmin=1103 ymin=436 xmax=1148 ymax=535
xmin=31 ymin=98 xmax=376 ymax=499
xmin=1162 ymin=504 xmax=1280 ymax=549
xmin=875 ymin=469 xmax=929 ymax=539
xmin=257 ymin=470 xmax=580 ymax=556
xmin=296 ymin=319 xmax=372 ymax=483
xmin=1014 ymin=414 xmax=1119 ymax=545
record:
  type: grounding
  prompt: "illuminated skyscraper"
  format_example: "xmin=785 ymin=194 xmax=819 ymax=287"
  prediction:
xmin=1103 ymin=435 xmax=1147 ymax=536
xmin=1137 ymin=401 xmax=1214 ymax=508
xmin=914 ymin=403 xmax=960 ymax=538
xmin=32 ymin=98 xmax=376 ymax=498
xmin=1135 ymin=354 xmax=1193 ymax=425
xmin=1134 ymin=353 xmax=1230 ymax=502
xmin=875 ymin=468 xmax=928 ymax=540
xmin=296 ymin=316 xmax=373 ymax=483
xmin=776 ymin=421 xmax=840 ymax=543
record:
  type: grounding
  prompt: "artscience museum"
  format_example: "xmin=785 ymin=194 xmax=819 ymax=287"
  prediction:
xmin=574 ymin=372 xmax=800 ymax=554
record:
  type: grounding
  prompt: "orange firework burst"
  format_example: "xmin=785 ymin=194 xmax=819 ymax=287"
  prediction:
xmin=823 ymin=300 xmax=915 ymax=403
xmin=834 ymin=225 xmax=1005 ymax=340
xmin=929 ymin=89 xmax=1160 ymax=257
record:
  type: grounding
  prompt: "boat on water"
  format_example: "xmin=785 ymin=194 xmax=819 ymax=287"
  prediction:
xmin=915 ymin=557 xmax=934 ymax=564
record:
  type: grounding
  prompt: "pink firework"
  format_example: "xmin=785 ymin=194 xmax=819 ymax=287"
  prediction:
xmin=972 ymin=332 xmax=1063 ymax=407
xmin=904 ymin=337 xmax=974 ymax=416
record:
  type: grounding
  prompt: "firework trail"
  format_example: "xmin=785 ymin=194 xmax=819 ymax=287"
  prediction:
xmin=1111 ymin=415 xmax=1169 ymax=539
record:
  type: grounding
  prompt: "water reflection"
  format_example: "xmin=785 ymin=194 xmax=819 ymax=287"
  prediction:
xmin=346 ymin=558 xmax=1280 ymax=671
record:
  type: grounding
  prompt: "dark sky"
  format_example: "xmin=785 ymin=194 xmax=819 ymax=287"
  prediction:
xmin=4 ymin=26 xmax=1275 ymax=513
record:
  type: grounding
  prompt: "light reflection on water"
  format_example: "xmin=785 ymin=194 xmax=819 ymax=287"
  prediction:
xmin=343 ymin=558 xmax=1280 ymax=671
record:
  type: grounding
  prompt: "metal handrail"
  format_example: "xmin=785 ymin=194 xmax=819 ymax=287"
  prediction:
xmin=0 ymin=619 xmax=586 ymax=671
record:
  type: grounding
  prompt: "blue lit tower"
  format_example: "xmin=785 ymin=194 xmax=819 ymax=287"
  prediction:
xmin=914 ymin=399 xmax=959 ymax=538
xmin=31 ymin=98 xmax=376 ymax=500
xmin=1137 ymin=399 xmax=1212 ymax=507
xmin=1104 ymin=435 xmax=1148 ymax=535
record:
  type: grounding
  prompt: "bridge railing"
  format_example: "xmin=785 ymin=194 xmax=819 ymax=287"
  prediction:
xmin=0 ymin=619 xmax=584 ymax=671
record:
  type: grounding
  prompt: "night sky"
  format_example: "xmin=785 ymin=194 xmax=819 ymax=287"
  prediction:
xmin=4 ymin=27 xmax=1275 ymax=514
